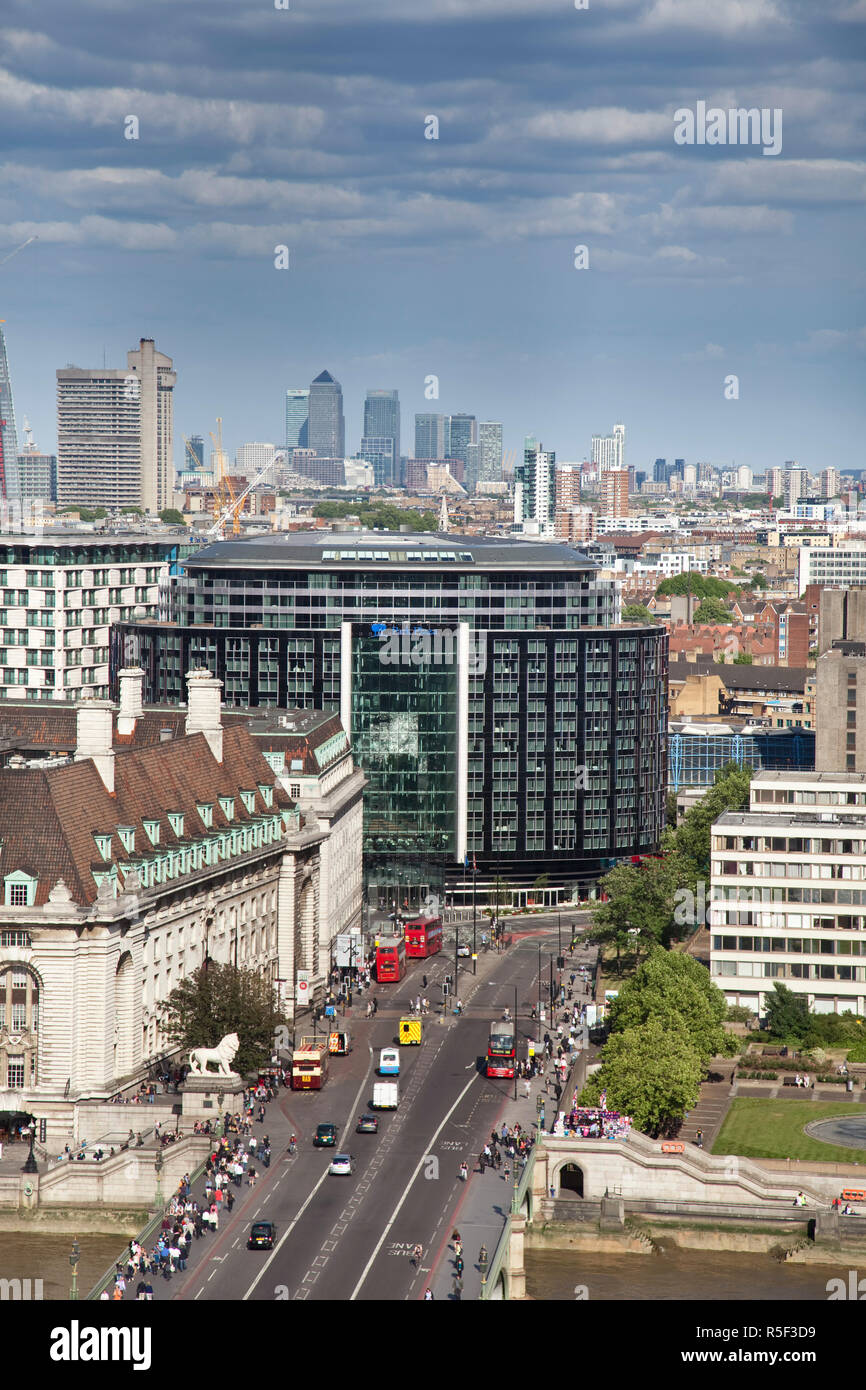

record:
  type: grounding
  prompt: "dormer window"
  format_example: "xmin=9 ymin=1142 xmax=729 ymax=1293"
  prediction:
xmin=4 ymin=872 xmax=36 ymax=907
xmin=93 ymin=833 xmax=113 ymax=862
xmin=240 ymin=790 xmax=256 ymax=814
xmin=118 ymin=827 xmax=135 ymax=854
xmin=168 ymin=812 xmax=184 ymax=838
xmin=258 ymin=783 xmax=274 ymax=808
xmin=143 ymin=819 xmax=160 ymax=846
xmin=197 ymin=803 xmax=213 ymax=828
xmin=219 ymin=796 xmax=235 ymax=822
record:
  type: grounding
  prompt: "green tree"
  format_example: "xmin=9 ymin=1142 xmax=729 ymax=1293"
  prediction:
xmin=608 ymin=948 xmax=735 ymax=1065
xmin=656 ymin=573 xmax=738 ymax=600
xmin=579 ymin=1018 xmax=703 ymax=1136
xmin=749 ymin=572 xmax=769 ymax=589
xmin=157 ymin=962 xmax=287 ymax=1079
xmin=762 ymin=982 xmax=810 ymax=1043
xmin=588 ymin=858 xmax=682 ymax=970
xmin=159 ymin=508 xmax=185 ymax=525
xmin=622 ymin=603 xmax=655 ymax=624
xmin=693 ymin=596 xmax=732 ymax=624
xmin=732 ymin=651 xmax=754 ymax=664
xmin=664 ymin=763 xmax=752 ymax=880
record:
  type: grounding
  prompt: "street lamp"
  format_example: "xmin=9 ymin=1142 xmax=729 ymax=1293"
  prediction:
xmin=472 ymin=858 xmax=477 ymax=976
xmin=154 ymin=1149 xmax=164 ymax=1211
xmin=69 ymin=1238 xmax=80 ymax=1301
xmin=21 ymin=1121 xmax=38 ymax=1175
xmin=536 ymin=1092 xmax=545 ymax=1137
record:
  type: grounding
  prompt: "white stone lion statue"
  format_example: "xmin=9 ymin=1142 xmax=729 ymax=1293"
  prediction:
xmin=188 ymin=1032 xmax=240 ymax=1076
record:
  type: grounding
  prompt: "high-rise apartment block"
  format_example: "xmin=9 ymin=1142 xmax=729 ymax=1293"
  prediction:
xmin=514 ymin=437 xmax=556 ymax=534
xmin=653 ymin=458 xmax=667 ymax=483
xmin=359 ymin=436 xmax=397 ymax=488
xmin=767 ymin=467 xmax=785 ymax=499
xmin=821 ymin=468 xmax=841 ymax=499
xmin=285 ymin=389 xmax=309 ymax=453
xmin=478 ymin=422 xmax=503 ymax=485
xmin=56 ymin=338 xmax=175 ymax=513
xmin=446 ymin=415 xmax=477 ymax=491
xmin=591 ymin=424 xmax=625 ymax=473
xmin=784 ymin=466 xmax=809 ymax=509
xmin=307 ymin=371 xmax=345 ymax=460
xmin=600 ymin=468 xmax=629 ymax=518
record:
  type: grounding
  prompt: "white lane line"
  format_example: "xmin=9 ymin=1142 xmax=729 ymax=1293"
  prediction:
xmin=349 ymin=1070 xmax=480 ymax=1301
xmin=241 ymin=1052 xmax=374 ymax=1301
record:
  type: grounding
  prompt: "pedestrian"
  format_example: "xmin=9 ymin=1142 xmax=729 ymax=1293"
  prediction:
xmin=455 ymin=1254 xmax=464 ymax=1277
xmin=248 ymin=1166 xmax=257 ymax=1187
xmin=453 ymin=1276 xmax=463 ymax=1301
xmin=459 ymin=1161 xmax=468 ymax=1182
xmin=695 ymin=1130 xmax=703 ymax=1149
xmin=478 ymin=1151 xmax=486 ymax=1174
xmin=424 ymin=1287 xmax=434 ymax=1301
xmin=422 ymin=975 xmax=428 ymax=990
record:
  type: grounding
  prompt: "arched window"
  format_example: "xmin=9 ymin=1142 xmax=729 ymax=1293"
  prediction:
xmin=0 ymin=965 xmax=40 ymax=1089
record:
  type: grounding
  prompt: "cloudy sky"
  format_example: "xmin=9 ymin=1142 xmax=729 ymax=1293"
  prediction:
xmin=0 ymin=0 xmax=863 ymax=474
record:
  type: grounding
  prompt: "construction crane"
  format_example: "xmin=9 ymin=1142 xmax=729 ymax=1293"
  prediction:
xmin=182 ymin=434 xmax=204 ymax=472
xmin=206 ymin=452 xmax=283 ymax=540
xmin=208 ymin=418 xmax=237 ymax=528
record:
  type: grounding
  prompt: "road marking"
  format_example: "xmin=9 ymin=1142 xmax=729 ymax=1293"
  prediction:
xmin=349 ymin=1070 xmax=480 ymax=1301
xmin=241 ymin=1056 xmax=374 ymax=1301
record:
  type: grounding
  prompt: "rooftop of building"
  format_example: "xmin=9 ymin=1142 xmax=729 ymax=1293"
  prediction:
xmin=669 ymin=716 xmax=813 ymax=737
xmin=0 ymin=699 xmax=347 ymax=775
xmin=668 ymin=658 xmax=811 ymax=691
xmin=715 ymin=810 xmax=866 ymax=830
xmin=183 ymin=529 xmax=597 ymax=570
xmin=751 ymin=770 xmax=866 ymax=784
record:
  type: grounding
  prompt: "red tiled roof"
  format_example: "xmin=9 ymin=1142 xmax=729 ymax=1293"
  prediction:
xmin=0 ymin=725 xmax=292 ymax=908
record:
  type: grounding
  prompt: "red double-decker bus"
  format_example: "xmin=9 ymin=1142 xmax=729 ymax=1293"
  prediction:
xmin=403 ymin=915 xmax=443 ymax=959
xmin=486 ymin=1021 xmax=516 ymax=1079
xmin=375 ymin=935 xmax=407 ymax=983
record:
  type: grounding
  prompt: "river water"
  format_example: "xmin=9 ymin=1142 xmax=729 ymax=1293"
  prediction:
xmin=0 ymin=1232 xmax=125 ymax=1300
xmin=525 ymin=1248 xmax=843 ymax=1300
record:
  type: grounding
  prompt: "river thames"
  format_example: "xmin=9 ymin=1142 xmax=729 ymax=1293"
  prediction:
xmin=526 ymin=1248 xmax=845 ymax=1300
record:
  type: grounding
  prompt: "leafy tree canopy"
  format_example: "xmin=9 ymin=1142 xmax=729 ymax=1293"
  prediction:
xmin=579 ymin=1017 xmax=703 ymax=1136
xmin=159 ymin=508 xmax=186 ymax=525
xmin=693 ymin=596 xmax=733 ymax=624
xmin=732 ymin=651 xmax=754 ymax=664
xmin=622 ymin=603 xmax=655 ymax=624
xmin=662 ymin=763 xmax=752 ymax=880
xmin=656 ymin=572 xmax=739 ymax=599
xmin=608 ymin=948 xmax=735 ymax=1065
xmin=157 ymin=962 xmax=287 ymax=1079
xmin=312 ymin=500 xmax=436 ymax=531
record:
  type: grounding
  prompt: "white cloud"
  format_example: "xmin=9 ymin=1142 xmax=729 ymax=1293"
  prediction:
xmin=641 ymin=0 xmax=786 ymax=35
xmin=0 ymin=68 xmax=324 ymax=144
xmin=705 ymin=159 xmax=866 ymax=204
xmin=524 ymin=108 xmax=671 ymax=146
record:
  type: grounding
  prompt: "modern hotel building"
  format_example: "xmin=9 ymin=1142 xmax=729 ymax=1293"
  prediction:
xmin=114 ymin=531 xmax=667 ymax=907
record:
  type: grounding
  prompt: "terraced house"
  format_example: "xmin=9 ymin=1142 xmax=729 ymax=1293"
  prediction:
xmin=0 ymin=668 xmax=363 ymax=1144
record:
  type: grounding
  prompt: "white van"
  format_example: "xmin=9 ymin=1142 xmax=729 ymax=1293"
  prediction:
xmin=378 ymin=1047 xmax=400 ymax=1076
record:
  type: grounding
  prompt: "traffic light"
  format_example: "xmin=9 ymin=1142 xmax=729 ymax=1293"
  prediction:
xmin=442 ymin=982 xmax=451 ymax=996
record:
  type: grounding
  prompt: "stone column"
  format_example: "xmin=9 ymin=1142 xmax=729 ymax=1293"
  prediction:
xmin=508 ymin=1215 xmax=527 ymax=1299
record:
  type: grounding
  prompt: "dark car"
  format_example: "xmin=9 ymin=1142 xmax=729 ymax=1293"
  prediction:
xmin=247 ymin=1221 xmax=276 ymax=1251
xmin=356 ymin=1114 xmax=379 ymax=1134
xmin=313 ymin=1123 xmax=338 ymax=1147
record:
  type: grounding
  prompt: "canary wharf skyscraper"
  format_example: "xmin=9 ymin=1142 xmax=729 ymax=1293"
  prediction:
xmin=285 ymin=388 xmax=309 ymax=453
xmin=308 ymin=370 xmax=345 ymax=459
xmin=0 ymin=327 xmax=21 ymax=502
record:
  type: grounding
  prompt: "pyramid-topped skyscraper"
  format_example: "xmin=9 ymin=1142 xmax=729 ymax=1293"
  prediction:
xmin=308 ymin=370 xmax=345 ymax=459
xmin=0 ymin=327 xmax=21 ymax=502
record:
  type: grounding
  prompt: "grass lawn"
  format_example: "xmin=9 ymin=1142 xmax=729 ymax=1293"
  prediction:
xmin=713 ymin=1097 xmax=866 ymax=1165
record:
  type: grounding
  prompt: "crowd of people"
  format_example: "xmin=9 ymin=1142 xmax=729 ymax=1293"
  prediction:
xmin=560 ymin=1106 xmax=633 ymax=1141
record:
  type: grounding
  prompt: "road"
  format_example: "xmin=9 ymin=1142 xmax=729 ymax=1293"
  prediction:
xmin=174 ymin=921 xmax=595 ymax=1302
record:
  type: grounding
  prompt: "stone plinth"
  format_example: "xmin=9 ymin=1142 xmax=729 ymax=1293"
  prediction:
xmin=180 ymin=1072 xmax=245 ymax=1122
xmin=600 ymin=1195 xmax=625 ymax=1230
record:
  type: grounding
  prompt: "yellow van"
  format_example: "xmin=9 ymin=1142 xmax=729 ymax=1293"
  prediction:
xmin=399 ymin=1017 xmax=422 ymax=1045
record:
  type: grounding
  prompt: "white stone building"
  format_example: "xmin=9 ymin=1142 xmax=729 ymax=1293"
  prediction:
xmin=0 ymin=669 xmax=364 ymax=1143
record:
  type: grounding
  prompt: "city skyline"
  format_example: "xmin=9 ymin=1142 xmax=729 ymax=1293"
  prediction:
xmin=0 ymin=2 xmax=861 ymax=475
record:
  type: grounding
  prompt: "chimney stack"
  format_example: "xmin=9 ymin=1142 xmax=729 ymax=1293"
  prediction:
xmin=185 ymin=668 xmax=223 ymax=761
xmin=117 ymin=666 xmax=145 ymax=735
xmin=75 ymin=695 xmax=115 ymax=793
